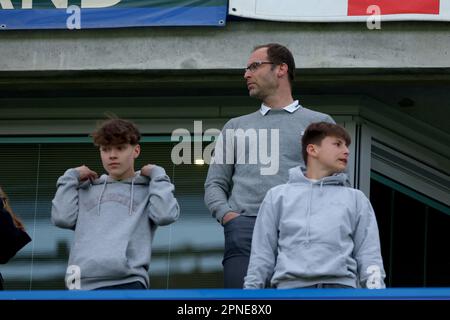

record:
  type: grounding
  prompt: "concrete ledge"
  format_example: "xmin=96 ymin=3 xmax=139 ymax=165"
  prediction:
xmin=1 ymin=21 xmax=449 ymax=71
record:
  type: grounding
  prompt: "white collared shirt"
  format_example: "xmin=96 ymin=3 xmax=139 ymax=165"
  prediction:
xmin=259 ymin=100 xmax=301 ymax=116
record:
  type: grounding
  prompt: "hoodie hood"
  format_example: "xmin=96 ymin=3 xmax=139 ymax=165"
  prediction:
xmin=80 ymin=171 xmax=150 ymax=216
xmin=285 ymin=166 xmax=352 ymax=246
xmin=288 ymin=166 xmax=351 ymax=187
xmin=80 ymin=170 xmax=149 ymax=187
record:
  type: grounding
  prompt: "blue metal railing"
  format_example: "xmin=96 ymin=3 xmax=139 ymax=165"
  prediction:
xmin=0 ymin=288 xmax=449 ymax=300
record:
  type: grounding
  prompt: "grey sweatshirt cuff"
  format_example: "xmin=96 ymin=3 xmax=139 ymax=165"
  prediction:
xmin=215 ymin=206 xmax=234 ymax=224
xmin=65 ymin=168 xmax=80 ymax=180
xmin=149 ymin=165 xmax=166 ymax=179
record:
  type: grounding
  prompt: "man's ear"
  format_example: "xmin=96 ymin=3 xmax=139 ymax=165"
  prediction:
xmin=277 ymin=63 xmax=288 ymax=78
xmin=133 ymin=144 xmax=141 ymax=158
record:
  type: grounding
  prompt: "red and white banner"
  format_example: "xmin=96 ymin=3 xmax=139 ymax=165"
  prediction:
xmin=229 ymin=0 xmax=450 ymax=22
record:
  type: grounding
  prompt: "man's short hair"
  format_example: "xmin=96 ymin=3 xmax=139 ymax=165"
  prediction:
xmin=92 ymin=118 xmax=141 ymax=146
xmin=301 ymin=122 xmax=351 ymax=165
xmin=253 ymin=43 xmax=295 ymax=86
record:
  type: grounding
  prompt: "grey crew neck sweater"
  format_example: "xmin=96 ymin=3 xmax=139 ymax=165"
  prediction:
xmin=204 ymin=106 xmax=334 ymax=223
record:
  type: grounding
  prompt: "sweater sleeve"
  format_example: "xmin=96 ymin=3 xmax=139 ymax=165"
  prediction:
xmin=51 ymin=168 xmax=80 ymax=230
xmin=244 ymin=190 xmax=278 ymax=289
xmin=146 ymin=166 xmax=180 ymax=226
xmin=352 ymin=191 xmax=386 ymax=289
xmin=321 ymin=113 xmax=336 ymax=124
xmin=204 ymin=120 xmax=235 ymax=224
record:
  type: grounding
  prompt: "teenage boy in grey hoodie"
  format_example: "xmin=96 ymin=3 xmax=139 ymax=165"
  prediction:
xmin=52 ymin=118 xmax=180 ymax=290
xmin=244 ymin=122 xmax=385 ymax=289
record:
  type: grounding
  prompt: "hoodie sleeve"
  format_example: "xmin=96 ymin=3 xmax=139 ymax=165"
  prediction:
xmin=51 ymin=168 xmax=80 ymax=230
xmin=244 ymin=190 xmax=278 ymax=289
xmin=204 ymin=120 xmax=235 ymax=224
xmin=146 ymin=166 xmax=180 ymax=226
xmin=352 ymin=191 xmax=386 ymax=289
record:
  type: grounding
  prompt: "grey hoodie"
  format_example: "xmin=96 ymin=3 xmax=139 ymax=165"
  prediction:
xmin=244 ymin=166 xmax=386 ymax=289
xmin=51 ymin=166 xmax=180 ymax=290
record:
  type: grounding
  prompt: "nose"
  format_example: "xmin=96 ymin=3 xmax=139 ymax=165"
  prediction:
xmin=343 ymin=145 xmax=350 ymax=155
xmin=244 ymin=69 xmax=251 ymax=79
xmin=108 ymin=150 xmax=118 ymax=159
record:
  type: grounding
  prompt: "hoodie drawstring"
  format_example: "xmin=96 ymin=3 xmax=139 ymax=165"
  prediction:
xmin=129 ymin=178 xmax=135 ymax=216
xmin=305 ymin=182 xmax=314 ymax=243
xmin=95 ymin=175 xmax=136 ymax=216
xmin=97 ymin=179 xmax=107 ymax=216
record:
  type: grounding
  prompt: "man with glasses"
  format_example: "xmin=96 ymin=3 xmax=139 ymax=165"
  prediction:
xmin=205 ymin=43 xmax=335 ymax=288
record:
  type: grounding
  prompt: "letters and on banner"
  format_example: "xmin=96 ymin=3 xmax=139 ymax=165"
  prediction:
xmin=0 ymin=0 xmax=227 ymax=30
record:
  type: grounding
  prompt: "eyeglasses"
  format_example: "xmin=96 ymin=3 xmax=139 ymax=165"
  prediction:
xmin=245 ymin=61 xmax=274 ymax=73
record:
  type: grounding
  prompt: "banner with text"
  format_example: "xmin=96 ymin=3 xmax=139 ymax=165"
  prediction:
xmin=0 ymin=0 xmax=227 ymax=30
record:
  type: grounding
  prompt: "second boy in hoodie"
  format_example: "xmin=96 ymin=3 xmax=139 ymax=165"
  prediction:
xmin=52 ymin=118 xmax=180 ymax=290
xmin=244 ymin=122 xmax=385 ymax=289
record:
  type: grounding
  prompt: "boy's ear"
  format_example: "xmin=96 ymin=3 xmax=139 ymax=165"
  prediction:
xmin=306 ymin=143 xmax=318 ymax=158
xmin=133 ymin=144 xmax=141 ymax=158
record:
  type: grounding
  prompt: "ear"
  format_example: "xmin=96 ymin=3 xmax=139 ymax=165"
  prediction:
xmin=277 ymin=63 xmax=288 ymax=78
xmin=133 ymin=144 xmax=141 ymax=158
xmin=306 ymin=143 xmax=318 ymax=158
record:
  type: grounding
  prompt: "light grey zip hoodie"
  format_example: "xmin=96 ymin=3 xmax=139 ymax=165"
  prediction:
xmin=51 ymin=166 xmax=180 ymax=290
xmin=244 ymin=166 xmax=385 ymax=289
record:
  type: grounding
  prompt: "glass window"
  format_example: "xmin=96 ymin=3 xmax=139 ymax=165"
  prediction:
xmin=370 ymin=171 xmax=450 ymax=287
xmin=0 ymin=141 xmax=223 ymax=289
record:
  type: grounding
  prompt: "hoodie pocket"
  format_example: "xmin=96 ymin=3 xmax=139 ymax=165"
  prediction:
xmin=278 ymin=241 xmax=348 ymax=278
xmin=69 ymin=239 xmax=130 ymax=279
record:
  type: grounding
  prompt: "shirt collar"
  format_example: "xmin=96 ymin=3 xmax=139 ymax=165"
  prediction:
xmin=259 ymin=100 xmax=301 ymax=116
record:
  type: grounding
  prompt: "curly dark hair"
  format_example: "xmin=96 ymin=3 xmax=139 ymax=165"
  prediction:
xmin=92 ymin=118 xmax=141 ymax=146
